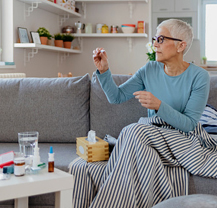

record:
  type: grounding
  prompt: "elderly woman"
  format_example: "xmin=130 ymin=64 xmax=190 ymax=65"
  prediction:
xmin=93 ymin=19 xmax=209 ymax=133
xmin=72 ymin=19 xmax=217 ymax=208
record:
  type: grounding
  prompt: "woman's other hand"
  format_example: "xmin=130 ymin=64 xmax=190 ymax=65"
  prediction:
xmin=133 ymin=91 xmax=161 ymax=111
xmin=93 ymin=48 xmax=109 ymax=74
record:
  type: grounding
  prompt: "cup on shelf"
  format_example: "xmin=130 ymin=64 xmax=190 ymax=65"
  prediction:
xmin=96 ymin=23 xmax=104 ymax=33
xmin=85 ymin=23 xmax=92 ymax=34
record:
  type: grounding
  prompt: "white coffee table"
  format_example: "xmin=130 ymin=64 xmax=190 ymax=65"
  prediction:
xmin=0 ymin=168 xmax=74 ymax=208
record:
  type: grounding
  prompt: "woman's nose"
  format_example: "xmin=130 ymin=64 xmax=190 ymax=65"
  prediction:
xmin=153 ymin=41 xmax=159 ymax=47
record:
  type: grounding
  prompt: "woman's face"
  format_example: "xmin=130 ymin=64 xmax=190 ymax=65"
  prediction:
xmin=153 ymin=27 xmax=180 ymax=63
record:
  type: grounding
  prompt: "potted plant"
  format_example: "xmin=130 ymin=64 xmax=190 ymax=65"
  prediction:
xmin=62 ymin=34 xmax=74 ymax=49
xmin=202 ymin=56 xmax=207 ymax=65
xmin=37 ymin=27 xmax=52 ymax=45
xmin=54 ymin=33 xmax=63 ymax=47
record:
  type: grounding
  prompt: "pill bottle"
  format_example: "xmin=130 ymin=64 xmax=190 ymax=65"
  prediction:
xmin=14 ymin=157 xmax=25 ymax=176
xmin=48 ymin=146 xmax=54 ymax=173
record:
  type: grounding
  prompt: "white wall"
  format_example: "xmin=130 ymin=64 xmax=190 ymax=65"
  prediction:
xmin=0 ymin=0 xmax=2 ymax=61
xmin=69 ymin=2 xmax=150 ymax=76
xmin=0 ymin=0 xmax=150 ymax=77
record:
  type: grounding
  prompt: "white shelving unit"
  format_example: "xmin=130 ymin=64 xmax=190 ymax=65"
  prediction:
xmin=0 ymin=65 xmax=16 ymax=69
xmin=73 ymin=33 xmax=148 ymax=37
xmin=14 ymin=43 xmax=81 ymax=53
xmin=74 ymin=33 xmax=148 ymax=52
xmin=75 ymin=0 xmax=148 ymax=18
xmin=15 ymin=0 xmax=148 ymax=65
xmin=76 ymin=0 xmax=147 ymax=2
xmin=14 ymin=43 xmax=81 ymax=66
xmin=18 ymin=0 xmax=81 ymax=24
xmin=15 ymin=0 xmax=82 ymax=66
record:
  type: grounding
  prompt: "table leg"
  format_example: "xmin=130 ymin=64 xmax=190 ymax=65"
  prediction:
xmin=55 ymin=189 xmax=73 ymax=208
xmin=14 ymin=197 xmax=28 ymax=208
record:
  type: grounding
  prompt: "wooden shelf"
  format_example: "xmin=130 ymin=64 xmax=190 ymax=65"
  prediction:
xmin=18 ymin=0 xmax=81 ymax=17
xmin=14 ymin=43 xmax=81 ymax=53
xmin=73 ymin=33 xmax=148 ymax=38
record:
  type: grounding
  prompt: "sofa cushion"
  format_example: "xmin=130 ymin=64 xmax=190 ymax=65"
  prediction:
xmin=90 ymin=72 xmax=147 ymax=139
xmin=152 ymin=194 xmax=217 ymax=208
xmin=0 ymin=74 xmax=90 ymax=143
xmin=189 ymin=174 xmax=217 ymax=195
xmin=207 ymin=75 xmax=217 ymax=109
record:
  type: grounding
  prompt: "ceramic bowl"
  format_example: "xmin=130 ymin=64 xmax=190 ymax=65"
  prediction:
xmin=121 ymin=26 xmax=135 ymax=33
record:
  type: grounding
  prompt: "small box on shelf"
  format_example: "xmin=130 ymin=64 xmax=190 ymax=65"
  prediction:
xmin=137 ymin=21 xmax=145 ymax=33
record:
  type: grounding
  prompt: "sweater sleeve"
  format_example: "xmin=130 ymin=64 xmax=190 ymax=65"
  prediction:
xmin=96 ymin=68 xmax=145 ymax=104
xmin=156 ymin=71 xmax=210 ymax=132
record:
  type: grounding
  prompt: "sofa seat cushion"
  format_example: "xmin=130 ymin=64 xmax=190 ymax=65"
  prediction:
xmin=0 ymin=74 xmax=90 ymax=143
xmin=0 ymin=142 xmax=78 ymax=172
xmin=90 ymin=72 xmax=147 ymax=139
xmin=189 ymin=174 xmax=217 ymax=195
xmin=152 ymin=194 xmax=217 ymax=208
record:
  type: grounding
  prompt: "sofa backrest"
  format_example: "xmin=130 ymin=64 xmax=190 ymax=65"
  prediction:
xmin=0 ymin=74 xmax=90 ymax=143
xmin=208 ymin=75 xmax=217 ymax=109
xmin=90 ymin=72 xmax=148 ymax=139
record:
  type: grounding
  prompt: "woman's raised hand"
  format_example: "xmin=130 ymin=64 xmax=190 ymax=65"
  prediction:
xmin=93 ymin=48 xmax=109 ymax=74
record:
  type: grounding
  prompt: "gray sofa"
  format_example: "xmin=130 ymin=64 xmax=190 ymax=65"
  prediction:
xmin=0 ymin=73 xmax=216 ymax=208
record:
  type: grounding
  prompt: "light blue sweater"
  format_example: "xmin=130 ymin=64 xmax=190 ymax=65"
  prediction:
xmin=96 ymin=61 xmax=210 ymax=132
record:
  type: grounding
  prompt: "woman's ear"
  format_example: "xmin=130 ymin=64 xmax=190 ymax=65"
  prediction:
xmin=177 ymin=41 xmax=187 ymax=53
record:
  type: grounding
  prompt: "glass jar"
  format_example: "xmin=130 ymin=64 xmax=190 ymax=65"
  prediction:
xmin=111 ymin=25 xmax=118 ymax=33
xmin=14 ymin=157 xmax=25 ymax=177
xmin=101 ymin=24 xmax=109 ymax=33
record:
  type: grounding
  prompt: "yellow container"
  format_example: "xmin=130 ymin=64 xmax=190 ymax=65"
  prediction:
xmin=101 ymin=24 xmax=109 ymax=33
xmin=76 ymin=136 xmax=109 ymax=162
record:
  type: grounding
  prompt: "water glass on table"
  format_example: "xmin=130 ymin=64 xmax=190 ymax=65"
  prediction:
xmin=18 ymin=131 xmax=39 ymax=172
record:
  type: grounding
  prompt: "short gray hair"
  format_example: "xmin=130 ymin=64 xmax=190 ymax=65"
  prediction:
xmin=157 ymin=19 xmax=193 ymax=55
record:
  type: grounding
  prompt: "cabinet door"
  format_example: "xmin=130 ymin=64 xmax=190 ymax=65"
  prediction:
xmin=152 ymin=0 xmax=174 ymax=12
xmin=175 ymin=0 xmax=198 ymax=12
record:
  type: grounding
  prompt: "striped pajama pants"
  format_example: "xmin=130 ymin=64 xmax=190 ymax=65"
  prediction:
xmin=70 ymin=117 xmax=217 ymax=208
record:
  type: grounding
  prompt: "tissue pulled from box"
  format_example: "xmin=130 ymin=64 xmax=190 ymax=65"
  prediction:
xmin=87 ymin=130 xmax=96 ymax=143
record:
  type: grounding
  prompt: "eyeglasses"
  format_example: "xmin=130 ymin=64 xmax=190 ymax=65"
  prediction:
xmin=152 ymin=35 xmax=182 ymax=44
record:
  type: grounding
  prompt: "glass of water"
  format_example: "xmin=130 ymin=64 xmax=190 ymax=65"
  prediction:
xmin=18 ymin=131 xmax=39 ymax=171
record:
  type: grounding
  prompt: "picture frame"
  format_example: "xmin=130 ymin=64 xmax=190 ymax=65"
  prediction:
xmin=18 ymin=27 xmax=30 ymax=43
xmin=30 ymin=31 xmax=41 ymax=44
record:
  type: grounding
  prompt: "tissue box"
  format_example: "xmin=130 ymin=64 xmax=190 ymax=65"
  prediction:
xmin=76 ymin=136 xmax=109 ymax=162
